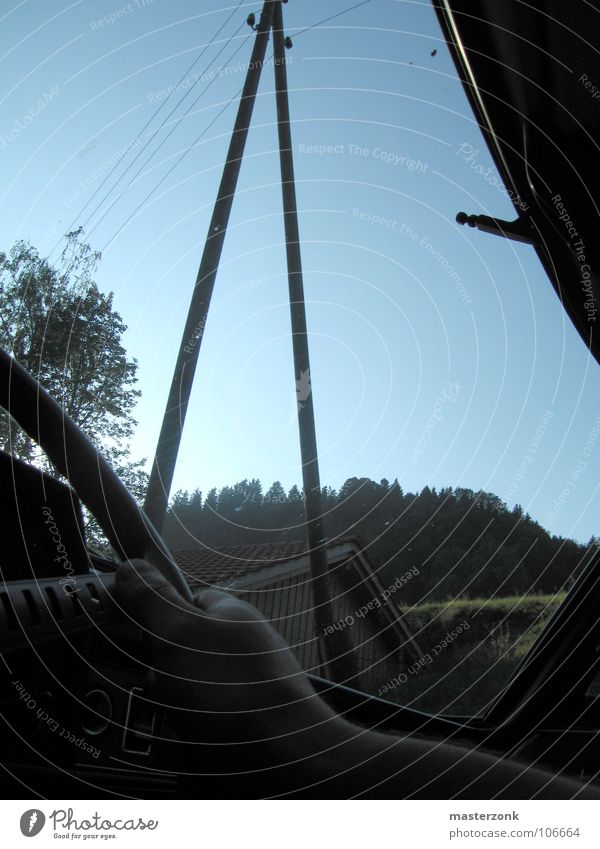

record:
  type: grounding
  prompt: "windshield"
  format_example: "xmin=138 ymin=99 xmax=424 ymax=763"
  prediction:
xmin=2 ymin=0 xmax=600 ymax=718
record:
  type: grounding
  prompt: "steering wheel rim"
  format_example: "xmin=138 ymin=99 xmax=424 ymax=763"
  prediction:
xmin=0 ymin=347 xmax=193 ymax=602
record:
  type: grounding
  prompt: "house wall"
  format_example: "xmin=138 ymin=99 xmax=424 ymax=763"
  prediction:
xmin=233 ymin=570 xmax=321 ymax=673
xmin=230 ymin=559 xmax=406 ymax=692
xmin=328 ymin=563 xmax=406 ymax=693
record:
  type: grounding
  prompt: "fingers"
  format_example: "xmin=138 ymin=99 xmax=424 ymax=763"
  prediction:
xmin=115 ymin=558 xmax=202 ymax=636
xmin=192 ymin=587 xmax=237 ymax=612
xmin=193 ymin=587 xmax=266 ymax=622
xmin=115 ymin=559 xmax=285 ymax=662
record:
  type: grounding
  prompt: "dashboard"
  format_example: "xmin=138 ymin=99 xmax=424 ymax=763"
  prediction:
xmin=2 ymin=451 xmax=600 ymax=797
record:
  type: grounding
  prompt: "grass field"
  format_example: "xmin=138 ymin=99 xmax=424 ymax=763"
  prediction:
xmin=367 ymin=592 xmax=566 ymax=716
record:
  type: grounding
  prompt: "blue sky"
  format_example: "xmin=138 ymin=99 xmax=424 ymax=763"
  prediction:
xmin=2 ymin=0 xmax=600 ymax=543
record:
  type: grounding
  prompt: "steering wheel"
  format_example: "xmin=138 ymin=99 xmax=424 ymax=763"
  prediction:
xmin=0 ymin=347 xmax=193 ymax=601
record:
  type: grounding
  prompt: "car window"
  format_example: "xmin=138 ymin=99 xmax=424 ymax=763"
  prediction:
xmin=2 ymin=0 xmax=600 ymax=718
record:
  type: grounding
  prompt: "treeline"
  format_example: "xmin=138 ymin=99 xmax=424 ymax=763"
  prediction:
xmin=164 ymin=478 xmax=596 ymax=603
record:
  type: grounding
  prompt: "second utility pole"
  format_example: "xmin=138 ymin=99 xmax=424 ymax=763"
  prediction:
xmin=273 ymin=3 xmax=353 ymax=680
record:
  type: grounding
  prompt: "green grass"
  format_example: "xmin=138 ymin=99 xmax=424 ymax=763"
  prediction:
xmin=401 ymin=592 xmax=566 ymax=647
xmin=365 ymin=593 xmax=566 ymax=716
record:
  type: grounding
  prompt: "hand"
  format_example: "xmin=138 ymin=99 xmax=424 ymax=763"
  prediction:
xmin=114 ymin=560 xmax=600 ymax=799
xmin=114 ymin=559 xmax=339 ymax=783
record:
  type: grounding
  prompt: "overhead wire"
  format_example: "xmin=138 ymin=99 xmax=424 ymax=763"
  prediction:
xmin=94 ymin=0 xmax=374 ymax=252
xmin=95 ymin=29 xmax=251 ymax=250
xmin=84 ymin=24 xmax=249 ymax=243
xmin=290 ymin=0 xmax=372 ymax=39
xmin=45 ymin=0 xmax=247 ymax=260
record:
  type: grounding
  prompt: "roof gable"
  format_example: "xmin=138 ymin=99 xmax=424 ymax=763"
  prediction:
xmin=172 ymin=538 xmax=361 ymax=588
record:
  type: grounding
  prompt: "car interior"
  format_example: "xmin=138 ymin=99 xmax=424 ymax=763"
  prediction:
xmin=2 ymin=0 xmax=600 ymax=799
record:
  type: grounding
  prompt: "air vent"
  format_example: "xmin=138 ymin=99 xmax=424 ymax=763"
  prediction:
xmin=0 ymin=575 xmax=115 ymax=653
xmin=86 ymin=582 xmax=104 ymax=609
xmin=70 ymin=593 xmax=84 ymax=616
xmin=44 ymin=586 xmax=63 ymax=620
xmin=21 ymin=589 xmax=41 ymax=626
xmin=0 ymin=592 xmax=18 ymax=630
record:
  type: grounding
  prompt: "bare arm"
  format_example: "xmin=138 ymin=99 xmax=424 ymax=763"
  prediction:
xmin=115 ymin=560 xmax=599 ymax=799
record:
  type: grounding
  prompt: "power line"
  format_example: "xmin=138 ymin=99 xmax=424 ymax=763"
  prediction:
xmin=291 ymin=0 xmax=372 ymax=39
xmin=82 ymin=21 xmax=248 ymax=240
xmin=45 ymin=0 xmax=247 ymax=260
xmin=95 ymin=31 xmax=251 ymax=249
xmin=98 ymin=0 xmax=373 ymax=251
xmin=99 ymin=71 xmax=246 ymax=250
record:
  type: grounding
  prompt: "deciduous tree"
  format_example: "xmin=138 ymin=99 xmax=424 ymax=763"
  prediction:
xmin=0 ymin=229 xmax=146 ymax=501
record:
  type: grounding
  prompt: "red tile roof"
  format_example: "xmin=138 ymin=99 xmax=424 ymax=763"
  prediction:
xmin=172 ymin=538 xmax=423 ymax=662
xmin=172 ymin=538 xmax=358 ymax=588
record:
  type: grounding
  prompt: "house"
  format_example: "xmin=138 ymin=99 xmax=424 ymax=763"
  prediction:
xmin=173 ymin=537 xmax=422 ymax=692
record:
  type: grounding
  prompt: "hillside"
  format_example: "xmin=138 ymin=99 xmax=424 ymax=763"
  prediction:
xmin=163 ymin=478 xmax=596 ymax=603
